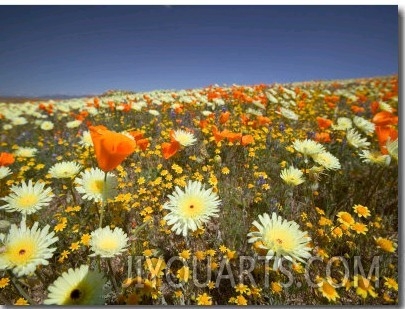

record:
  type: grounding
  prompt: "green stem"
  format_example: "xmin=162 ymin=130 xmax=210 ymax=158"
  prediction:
xmin=69 ymin=181 xmax=77 ymax=205
xmin=131 ymin=219 xmax=151 ymax=238
xmin=97 ymin=255 xmax=101 ymax=272
xmin=99 ymin=172 xmax=108 ymax=228
xmin=107 ymin=258 xmax=119 ymax=293
xmin=8 ymin=270 xmax=36 ymax=305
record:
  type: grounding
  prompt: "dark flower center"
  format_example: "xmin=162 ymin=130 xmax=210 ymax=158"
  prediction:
xmin=189 ymin=204 xmax=194 ymax=209
xmin=19 ymin=249 xmax=26 ymax=255
xmin=70 ymin=289 xmax=81 ymax=300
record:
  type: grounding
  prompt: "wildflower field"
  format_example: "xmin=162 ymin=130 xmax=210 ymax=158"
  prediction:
xmin=0 ymin=75 xmax=398 ymax=305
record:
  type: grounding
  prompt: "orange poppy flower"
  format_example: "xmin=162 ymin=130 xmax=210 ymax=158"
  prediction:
xmin=128 ymin=130 xmax=144 ymax=141
xmin=256 ymin=116 xmax=272 ymax=126
xmin=136 ymin=138 xmax=149 ymax=151
xmin=93 ymin=97 xmax=100 ymax=108
xmin=89 ymin=125 xmax=137 ymax=172
xmin=375 ymin=126 xmax=398 ymax=154
xmin=297 ymin=100 xmax=306 ymax=109
xmin=212 ymin=126 xmax=228 ymax=143
xmin=316 ymin=117 xmax=332 ymax=130
xmin=314 ymin=132 xmax=331 ymax=143
xmin=372 ymin=111 xmax=398 ymax=126
xmin=224 ymin=132 xmax=242 ymax=143
xmin=219 ymin=111 xmax=230 ymax=124
xmin=351 ymin=105 xmax=365 ymax=114
xmin=0 ymin=152 xmax=15 ymax=166
xmin=198 ymin=119 xmax=208 ymax=129
xmin=241 ymin=135 xmax=254 ymax=146
xmin=161 ymin=141 xmax=180 ymax=159
xmin=370 ymin=101 xmax=379 ymax=115
xmin=240 ymin=114 xmax=250 ymax=126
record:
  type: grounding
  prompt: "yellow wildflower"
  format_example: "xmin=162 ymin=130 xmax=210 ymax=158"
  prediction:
xmin=14 ymin=298 xmax=29 ymax=305
xmin=353 ymin=204 xmax=371 ymax=218
xmin=196 ymin=292 xmax=212 ymax=305
xmin=353 ymin=275 xmax=377 ymax=299
xmin=0 ymin=277 xmax=10 ymax=288
xmin=271 ymin=281 xmax=283 ymax=294
xmin=384 ymin=277 xmax=398 ymax=291
xmin=375 ymin=237 xmax=397 ymax=253
xmin=80 ymin=233 xmax=91 ymax=246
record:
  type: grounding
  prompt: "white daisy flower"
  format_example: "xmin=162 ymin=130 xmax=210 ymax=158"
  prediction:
xmin=279 ymin=107 xmax=298 ymax=120
xmin=346 ymin=129 xmax=370 ymax=149
xmin=292 ymin=139 xmax=326 ymax=158
xmin=0 ymin=221 xmax=58 ymax=277
xmin=353 ymin=116 xmax=375 ymax=135
xmin=163 ymin=180 xmax=221 ymax=237
xmin=14 ymin=147 xmax=38 ymax=158
xmin=66 ymin=119 xmax=82 ymax=128
xmin=201 ymin=110 xmax=213 ymax=117
xmin=79 ymin=131 xmax=94 ymax=147
xmin=386 ymin=138 xmax=398 ymax=161
xmin=44 ymin=265 xmax=106 ymax=305
xmin=0 ymin=166 xmax=12 ymax=180
xmin=280 ymin=166 xmax=305 ymax=186
xmin=148 ymin=109 xmax=160 ymax=116
xmin=378 ymin=101 xmax=393 ymax=113
xmin=48 ymin=161 xmax=82 ymax=179
xmin=332 ymin=117 xmax=352 ymax=131
xmin=247 ymin=213 xmax=312 ymax=270
xmin=11 ymin=117 xmax=28 ymax=126
xmin=89 ymin=226 xmax=129 ymax=258
xmin=312 ymin=152 xmax=341 ymax=171
xmin=75 ymin=168 xmax=117 ymax=202
xmin=266 ymin=92 xmax=279 ymax=104
xmin=40 ymin=120 xmax=54 ymax=131
xmin=172 ymin=129 xmax=197 ymax=147
xmin=0 ymin=180 xmax=54 ymax=218
xmin=359 ymin=150 xmax=391 ymax=166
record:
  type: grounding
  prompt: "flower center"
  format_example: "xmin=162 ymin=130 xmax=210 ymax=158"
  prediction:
xmin=90 ymin=180 xmax=104 ymax=194
xmin=264 ymin=228 xmax=295 ymax=253
xmin=70 ymin=289 xmax=82 ymax=300
xmin=322 ymin=281 xmax=335 ymax=295
xmin=8 ymin=240 xmax=35 ymax=265
xmin=98 ymin=237 xmax=118 ymax=251
xmin=17 ymin=193 xmax=39 ymax=208
xmin=179 ymin=196 xmax=205 ymax=219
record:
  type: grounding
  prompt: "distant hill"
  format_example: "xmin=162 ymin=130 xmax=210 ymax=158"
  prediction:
xmin=0 ymin=94 xmax=97 ymax=103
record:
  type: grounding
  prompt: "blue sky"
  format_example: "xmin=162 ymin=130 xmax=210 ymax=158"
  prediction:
xmin=0 ymin=5 xmax=398 ymax=96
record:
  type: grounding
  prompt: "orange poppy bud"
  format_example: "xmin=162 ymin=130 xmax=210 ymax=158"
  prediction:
xmin=89 ymin=125 xmax=137 ymax=172
xmin=0 ymin=152 xmax=15 ymax=166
